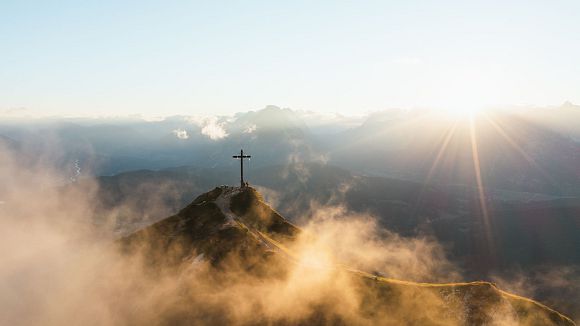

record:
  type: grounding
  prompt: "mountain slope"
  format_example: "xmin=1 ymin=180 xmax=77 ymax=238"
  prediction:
xmin=120 ymin=186 xmax=575 ymax=325
xmin=121 ymin=186 xmax=298 ymax=270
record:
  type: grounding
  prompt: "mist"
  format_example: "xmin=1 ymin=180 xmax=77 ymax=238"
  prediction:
xmin=2 ymin=145 xmax=574 ymax=325
xmin=0 ymin=145 xmax=465 ymax=325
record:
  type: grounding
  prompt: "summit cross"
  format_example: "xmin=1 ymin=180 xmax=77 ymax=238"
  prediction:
xmin=232 ymin=149 xmax=251 ymax=188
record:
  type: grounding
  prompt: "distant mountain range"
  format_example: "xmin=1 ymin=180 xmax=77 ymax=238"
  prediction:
xmin=2 ymin=104 xmax=579 ymax=195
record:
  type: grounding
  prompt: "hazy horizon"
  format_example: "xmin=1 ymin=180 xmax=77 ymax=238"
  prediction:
xmin=1 ymin=101 xmax=579 ymax=120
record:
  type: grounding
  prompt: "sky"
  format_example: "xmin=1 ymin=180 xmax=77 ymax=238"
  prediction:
xmin=1 ymin=0 xmax=579 ymax=117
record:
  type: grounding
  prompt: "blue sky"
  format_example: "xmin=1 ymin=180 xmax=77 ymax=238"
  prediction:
xmin=1 ymin=0 xmax=579 ymax=117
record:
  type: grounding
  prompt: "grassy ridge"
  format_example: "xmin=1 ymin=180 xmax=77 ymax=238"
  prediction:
xmin=120 ymin=186 xmax=576 ymax=325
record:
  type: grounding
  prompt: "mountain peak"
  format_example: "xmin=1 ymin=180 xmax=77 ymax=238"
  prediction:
xmin=232 ymin=106 xmax=308 ymax=133
xmin=121 ymin=185 xmax=298 ymax=268
xmin=187 ymin=185 xmax=298 ymax=239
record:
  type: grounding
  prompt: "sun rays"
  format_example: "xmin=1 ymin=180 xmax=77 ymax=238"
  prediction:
xmin=483 ymin=113 xmax=558 ymax=189
xmin=468 ymin=113 xmax=496 ymax=257
xmin=426 ymin=122 xmax=458 ymax=185
xmin=415 ymin=111 xmax=497 ymax=260
xmin=412 ymin=121 xmax=458 ymax=217
xmin=414 ymin=110 xmax=562 ymax=263
xmin=413 ymin=112 xmax=568 ymax=264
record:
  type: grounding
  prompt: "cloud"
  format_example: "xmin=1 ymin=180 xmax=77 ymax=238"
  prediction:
xmin=201 ymin=117 xmax=228 ymax=140
xmin=187 ymin=116 xmax=229 ymax=140
xmin=296 ymin=205 xmax=461 ymax=282
xmin=0 ymin=107 xmax=31 ymax=118
xmin=279 ymin=138 xmax=329 ymax=186
xmin=491 ymin=266 xmax=580 ymax=322
xmin=172 ymin=128 xmax=189 ymax=140
xmin=243 ymin=124 xmax=257 ymax=134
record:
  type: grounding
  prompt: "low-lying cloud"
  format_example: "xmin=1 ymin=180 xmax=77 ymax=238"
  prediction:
xmin=187 ymin=116 xmax=229 ymax=140
xmin=295 ymin=205 xmax=461 ymax=282
xmin=0 ymin=143 xmax=574 ymax=325
xmin=243 ymin=124 xmax=257 ymax=134
xmin=172 ymin=128 xmax=189 ymax=140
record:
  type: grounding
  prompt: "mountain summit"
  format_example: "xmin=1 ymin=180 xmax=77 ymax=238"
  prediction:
xmin=121 ymin=186 xmax=299 ymax=274
xmin=121 ymin=186 xmax=574 ymax=325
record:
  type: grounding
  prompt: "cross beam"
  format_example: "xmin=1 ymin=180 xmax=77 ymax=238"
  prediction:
xmin=232 ymin=149 xmax=251 ymax=188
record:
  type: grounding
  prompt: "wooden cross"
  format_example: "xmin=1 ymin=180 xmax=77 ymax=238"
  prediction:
xmin=232 ymin=149 xmax=251 ymax=188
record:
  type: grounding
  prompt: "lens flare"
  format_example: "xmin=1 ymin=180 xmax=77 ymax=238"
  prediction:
xmin=469 ymin=114 xmax=496 ymax=260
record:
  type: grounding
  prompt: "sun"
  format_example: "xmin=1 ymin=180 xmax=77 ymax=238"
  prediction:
xmin=437 ymin=80 xmax=493 ymax=119
xmin=428 ymin=65 xmax=503 ymax=120
xmin=443 ymin=106 xmax=484 ymax=120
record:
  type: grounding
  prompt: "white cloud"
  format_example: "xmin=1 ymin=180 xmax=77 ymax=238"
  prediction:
xmin=172 ymin=128 xmax=189 ymax=140
xmin=187 ymin=116 xmax=229 ymax=140
xmin=243 ymin=124 xmax=257 ymax=134
xmin=201 ymin=117 xmax=228 ymax=140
